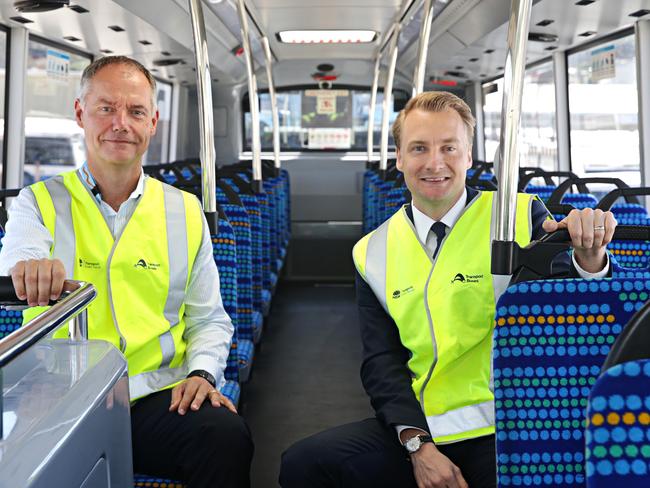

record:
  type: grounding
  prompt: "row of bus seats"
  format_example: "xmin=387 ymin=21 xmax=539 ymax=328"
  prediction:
xmin=492 ymin=168 xmax=650 ymax=486
xmin=0 ymin=161 xmax=290 ymax=488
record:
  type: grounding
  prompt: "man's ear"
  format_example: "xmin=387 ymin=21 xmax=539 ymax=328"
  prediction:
xmin=74 ymin=99 xmax=84 ymax=129
xmin=150 ymin=109 xmax=160 ymax=135
xmin=396 ymin=148 xmax=403 ymax=171
xmin=466 ymin=147 xmax=473 ymax=169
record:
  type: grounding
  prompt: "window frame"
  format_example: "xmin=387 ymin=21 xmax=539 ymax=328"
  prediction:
xmin=241 ymin=84 xmax=410 ymax=153
xmin=0 ymin=23 xmax=10 ymax=190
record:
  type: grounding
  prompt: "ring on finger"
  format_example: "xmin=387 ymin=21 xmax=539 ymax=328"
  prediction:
xmin=594 ymin=225 xmax=605 ymax=231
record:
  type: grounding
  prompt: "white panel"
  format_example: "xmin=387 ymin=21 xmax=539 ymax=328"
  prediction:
xmin=214 ymin=107 xmax=228 ymax=137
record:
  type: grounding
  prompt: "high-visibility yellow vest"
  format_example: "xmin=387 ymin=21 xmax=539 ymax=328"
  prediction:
xmin=25 ymin=170 xmax=203 ymax=400
xmin=353 ymin=191 xmax=534 ymax=443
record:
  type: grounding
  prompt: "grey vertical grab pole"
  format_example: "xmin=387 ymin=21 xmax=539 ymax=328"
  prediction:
xmin=491 ymin=0 xmax=533 ymax=275
xmin=412 ymin=0 xmax=435 ymax=96
xmin=237 ymin=0 xmax=263 ymax=193
xmin=261 ymin=36 xmax=281 ymax=177
xmin=379 ymin=24 xmax=400 ymax=179
xmin=367 ymin=56 xmax=381 ymax=164
xmin=187 ymin=0 xmax=218 ymax=229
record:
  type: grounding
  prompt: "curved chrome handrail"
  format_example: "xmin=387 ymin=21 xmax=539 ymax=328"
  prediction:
xmin=0 ymin=280 xmax=97 ymax=368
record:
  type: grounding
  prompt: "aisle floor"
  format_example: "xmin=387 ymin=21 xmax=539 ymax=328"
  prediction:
xmin=241 ymin=282 xmax=374 ymax=488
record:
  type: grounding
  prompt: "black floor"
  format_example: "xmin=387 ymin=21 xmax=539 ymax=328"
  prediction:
xmin=241 ymin=282 xmax=374 ymax=488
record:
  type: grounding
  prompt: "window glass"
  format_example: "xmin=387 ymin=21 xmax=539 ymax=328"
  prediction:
xmin=568 ymin=33 xmax=640 ymax=185
xmin=483 ymin=61 xmax=557 ymax=170
xmin=244 ymin=89 xmax=401 ymax=151
xmin=24 ymin=39 xmax=90 ymax=185
xmin=144 ymin=80 xmax=173 ymax=164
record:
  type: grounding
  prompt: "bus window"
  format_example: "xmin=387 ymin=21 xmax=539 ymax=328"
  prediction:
xmin=144 ymin=80 xmax=173 ymax=165
xmin=568 ymin=33 xmax=640 ymax=186
xmin=244 ymin=89 xmax=402 ymax=152
xmin=24 ymin=39 xmax=91 ymax=185
xmin=483 ymin=61 xmax=557 ymax=170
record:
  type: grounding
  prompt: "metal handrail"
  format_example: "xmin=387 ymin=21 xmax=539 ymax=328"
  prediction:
xmin=187 ymin=0 xmax=217 ymax=216
xmin=0 ymin=280 xmax=97 ymax=369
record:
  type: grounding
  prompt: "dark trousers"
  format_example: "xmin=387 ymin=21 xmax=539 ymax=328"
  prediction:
xmin=280 ymin=418 xmax=496 ymax=488
xmin=131 ymin=389 xmax=254 ymax=488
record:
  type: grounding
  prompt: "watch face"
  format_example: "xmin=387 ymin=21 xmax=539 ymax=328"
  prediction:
xmin=405 ymin=436 xmax=421 ymax=453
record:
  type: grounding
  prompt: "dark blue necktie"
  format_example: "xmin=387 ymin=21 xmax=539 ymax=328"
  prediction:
xmin=430 ymin=221 xmax=447 ymax=259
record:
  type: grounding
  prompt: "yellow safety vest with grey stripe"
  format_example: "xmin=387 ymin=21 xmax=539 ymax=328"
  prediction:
xmin=24 ymin=170 xmax=203 ymax=401
xmin=353 ymin=191 xmax=534 ymax=444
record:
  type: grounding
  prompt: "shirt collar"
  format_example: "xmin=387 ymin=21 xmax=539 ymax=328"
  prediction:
xmin=78 ymin=162 xmax=145 ymax=204
xmin=411 ymin=188 xmax=468 ymax=244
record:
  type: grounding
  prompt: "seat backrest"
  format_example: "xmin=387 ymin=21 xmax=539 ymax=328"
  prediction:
xmin=586 ymin=359 xmax=650 ymax=487
xmin=494 ymin=277 xmax=650 ymax=487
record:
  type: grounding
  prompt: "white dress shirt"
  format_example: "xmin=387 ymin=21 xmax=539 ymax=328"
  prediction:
xmin=0 ymin=168 xmax=233 ymax=389
xmin=397 ymin=189 xmax=609 ymax=442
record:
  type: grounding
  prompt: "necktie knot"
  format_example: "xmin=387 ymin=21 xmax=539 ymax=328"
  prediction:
xmin=430 ymin=222 xmax=447 ymax=259
xmin=430 ymin=221 xmax=447 ymax=241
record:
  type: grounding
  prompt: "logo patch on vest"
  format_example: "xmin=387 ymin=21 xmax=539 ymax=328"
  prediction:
xmin=451 ymin=273 xmax=483 ymax=284
xmin=78 ymin=258 xmax=101 ymax=269
xmin=134 ymin=258 xmax=160 ymax=271
xmin=392 ymin=286 xmax=415 ymax=299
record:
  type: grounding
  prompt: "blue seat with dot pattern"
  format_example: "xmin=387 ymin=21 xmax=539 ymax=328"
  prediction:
xmin=585 ymin=359 xmax=650 ymax=487
xmin=494 ymin=277 xmax=650 ymax=487
xmin=0 ymin=231 xmax=32 ymax=336
xmin=222 ymin=177 xmax=264 ymax=342
xmin=216 ymin=185 xmax=256 ymax=343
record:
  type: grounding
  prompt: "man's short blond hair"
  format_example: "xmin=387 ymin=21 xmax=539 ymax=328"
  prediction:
xmin=392 ymin=91 xmax=476 ymax=150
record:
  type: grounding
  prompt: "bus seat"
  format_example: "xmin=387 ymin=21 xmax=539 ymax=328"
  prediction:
xmin=585 ymin=359 xmax=650 ymax=487
xmin=217 ymin=184 xmax=257 ymax=344
xmin=222 ymin=177 xmax=264 ymax=342
xmin=210 ymin=211 xmax=245 ymax=383
xmin=494 ymin=276 xmax=650 ymax=487
xmin=134 ymin=476 xmax=184 ymax=487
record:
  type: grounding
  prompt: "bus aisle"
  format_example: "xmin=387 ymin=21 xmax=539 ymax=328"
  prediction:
xmin=242 ymin=282 xmax=373 ymax=488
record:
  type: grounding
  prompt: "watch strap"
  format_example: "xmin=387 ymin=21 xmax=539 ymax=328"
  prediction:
xmin=187 ymin=369 xmax=216 ymax=387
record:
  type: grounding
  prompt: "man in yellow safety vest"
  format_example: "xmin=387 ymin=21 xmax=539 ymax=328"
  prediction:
xmin=0 ymin=56 xmax=253 ymax=488
xmin=280 ymin=91 xmax=616 ymax=488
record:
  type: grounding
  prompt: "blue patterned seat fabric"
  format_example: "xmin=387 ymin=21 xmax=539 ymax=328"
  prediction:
xmin=210 ymin=214 xmax=243 ymax=384
xmin=217 ymin=187 xmax=255 ymax=343
xmin=0 ymin=231 xmax=24 ymax=336
xmin=585 ymin=359 xmax=650 ymax=487
xmin=223 ymin=178 xmax=265 ymax=342
xmin=494 ymin=276 xmax=650 ymax=487
xmin=237 ymin=173 xmax=272 ymax=314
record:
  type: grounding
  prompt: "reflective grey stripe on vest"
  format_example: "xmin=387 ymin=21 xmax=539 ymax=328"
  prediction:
xmin=426 ymin=399 xmax=494 ymax=442
xmin=129 ymin=365 xmax=187 ymax=400
xmin=159 ymin=184 xmax=189 ymax=368
xmin=365 ymin=221 xmax=390 ymax=313
xmin=42 ymin=177 xmax=76 ymax=277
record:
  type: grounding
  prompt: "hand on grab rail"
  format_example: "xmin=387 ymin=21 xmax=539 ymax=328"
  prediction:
xmin=10 ymin=258 xmax=67 ymax=307
xmin=542 ymin=208 xmax=617 ymax=274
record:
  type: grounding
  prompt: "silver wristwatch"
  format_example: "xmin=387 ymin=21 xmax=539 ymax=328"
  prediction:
xmin=403 ymin=434 xmax=434 ymax=454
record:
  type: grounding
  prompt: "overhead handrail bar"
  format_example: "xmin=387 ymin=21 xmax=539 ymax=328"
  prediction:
xmin=187 ymin=0 xmax=218 ymax=225
xmin=379 ymin=23 xmax=401 ymax=177
xmin=261 ymin=36 xmax=280 ymax=174
xmin=0 ymin=278 xmax=97 ymax=368
xmin=367 ymin=56 xmax=382 ymax=163
xmin=236 ymin=0 xmax=263 ymax=193
xmin=412 ymin=0 xmax=435 ymax=95
xmin=491 ymin=0 xmax=533 ymax=275
xmin=377 ymin=0 xmax=419 ymax=54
